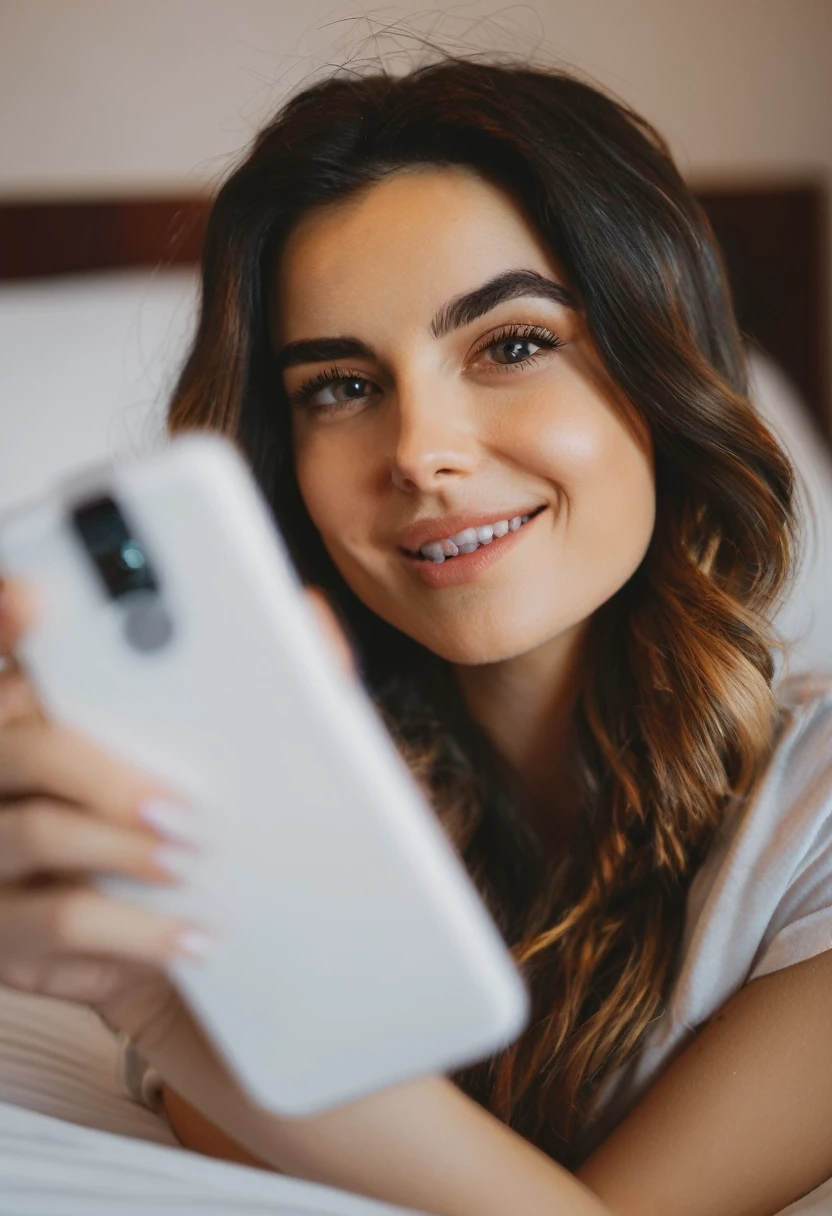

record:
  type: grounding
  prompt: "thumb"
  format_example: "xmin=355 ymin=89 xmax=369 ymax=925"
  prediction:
xmin=0 ymin=579 xmax=38 ymax=661
xmin=303 ymin=587 xmax=358 ymax=679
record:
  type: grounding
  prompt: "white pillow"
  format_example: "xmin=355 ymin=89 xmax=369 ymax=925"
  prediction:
xmin=0 ymin=268 xmax=197 ymax=514
xmin=749 ymin=351 xmax=832 ymax=677
xmin=0 ymin=270 xmax=198 ymax=1142
xmin=2 ymin=274 xmax=829 ymax=673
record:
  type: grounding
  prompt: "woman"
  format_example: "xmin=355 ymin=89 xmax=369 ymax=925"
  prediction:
xmin=2 ymin=55 xmax=832 ymax=1216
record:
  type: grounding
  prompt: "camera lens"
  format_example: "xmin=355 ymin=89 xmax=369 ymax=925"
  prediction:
xmin=70 ymin=495 xmax=158 ymax=600
xmin=119 ymin=541 xmax=146 ymax=570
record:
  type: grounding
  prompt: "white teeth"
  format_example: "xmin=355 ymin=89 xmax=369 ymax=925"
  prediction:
xmin=417 ymin=511 xmax=536 ymax=559
xmin=421 ymin=541 xmax=446 ymax=564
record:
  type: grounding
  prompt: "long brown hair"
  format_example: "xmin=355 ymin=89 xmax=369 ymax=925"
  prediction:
xmin=168 ymin=56 xmax=795 ymax=1166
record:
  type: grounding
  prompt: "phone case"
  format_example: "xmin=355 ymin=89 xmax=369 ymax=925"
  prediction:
xmin=0 ymin=434 xmax=528 ymax=1115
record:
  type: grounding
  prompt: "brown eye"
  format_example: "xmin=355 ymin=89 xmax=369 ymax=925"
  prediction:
xmin=472 ymin=323 xmax=564 ymax=372
xmin=289 ymin=368 xmax=377 ymax=412
xmin=327 ymin=377 xmax=368 ymax=402
xmin=488 ymin=337 xmax=546 ymax=365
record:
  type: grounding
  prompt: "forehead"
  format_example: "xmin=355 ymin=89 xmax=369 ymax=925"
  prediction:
xmin=272 ymin=166 xmax=561 ymax=339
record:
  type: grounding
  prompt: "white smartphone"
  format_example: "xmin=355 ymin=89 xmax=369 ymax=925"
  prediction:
xmin=0 ymin=434 xmax=528 ymax=1115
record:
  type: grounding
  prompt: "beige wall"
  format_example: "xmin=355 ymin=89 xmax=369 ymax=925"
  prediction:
xmin=1 ymin=0 xmax=830 ymax=198
xmin=2 ymin=0 xmax=830 ymax=382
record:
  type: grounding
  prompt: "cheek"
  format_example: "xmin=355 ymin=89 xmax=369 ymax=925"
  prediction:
xmin=535 ymin=405 xmax=656 ymax=591
xmin=553 ymin=414 xmax=652 ymax=511
xmin=294 ymin=430 xmax=376 ymax=557
xmin=492 ymin=386 xmax=654 ymax=614
xmin=294 ymin=434 xmax=342 ymax=538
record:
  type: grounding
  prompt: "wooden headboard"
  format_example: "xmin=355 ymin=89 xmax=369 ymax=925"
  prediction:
xmin=1 ymin=184 xmax=828 ymax=435
xmin=696 ymin=184 xmax=828 ymax=433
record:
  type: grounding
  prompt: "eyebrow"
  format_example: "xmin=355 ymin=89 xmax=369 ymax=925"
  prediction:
xmin=274 ymin=269 xmax=576 ymax=373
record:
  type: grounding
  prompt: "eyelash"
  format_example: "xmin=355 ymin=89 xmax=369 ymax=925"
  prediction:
xmin=286 ymin=323 xmax=564 ymax=412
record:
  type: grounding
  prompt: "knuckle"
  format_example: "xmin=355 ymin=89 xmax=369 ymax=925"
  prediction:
xmin=0 ymin=718 xmax=27 ymax=771
xmin=0 ymin=671 xmax=24 ymax=719
xmin=0 ymin=719 xmax=54 ymax=794
xmin=16 ymin=802 xmax=57 ymax=861
xmin=48 ymin=889 xmax=96 ymax=948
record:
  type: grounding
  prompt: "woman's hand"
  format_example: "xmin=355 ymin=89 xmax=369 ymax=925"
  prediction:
xmin=0 ymin=578 xmax=356 ymax=1044
xmin=0 ymin=578 xmax=200 ymax=1040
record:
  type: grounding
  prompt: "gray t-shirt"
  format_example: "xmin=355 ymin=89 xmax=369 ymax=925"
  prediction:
xmin=575 ymin=670 xmax=832 ymax=1213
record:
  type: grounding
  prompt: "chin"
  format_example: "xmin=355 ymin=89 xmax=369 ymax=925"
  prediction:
xmin=403 ymin=618 xmax=549 ymax=667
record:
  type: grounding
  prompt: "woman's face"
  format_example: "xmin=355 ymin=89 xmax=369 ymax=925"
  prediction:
xmin=273 ymin=167 xmax=655 ymax=665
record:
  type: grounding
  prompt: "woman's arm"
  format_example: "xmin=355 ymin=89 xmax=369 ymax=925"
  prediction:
xmin=156 ymin=946 xmax=832 ymax=1216
xmin=161 ymin=1084 xmax=274 ymax=1170
xmin=575 ymin=945 xmax=832 ymax=1216
xmin=135 ymin=996 xmax=610 ymax=1216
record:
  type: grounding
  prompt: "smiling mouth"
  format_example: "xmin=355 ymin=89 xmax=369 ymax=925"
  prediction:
xmin=403 ymin=505 xmax=547 ymax=563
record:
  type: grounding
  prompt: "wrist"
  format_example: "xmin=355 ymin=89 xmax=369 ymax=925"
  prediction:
xmin=92 ymin=973 xmax=186 ymax=1051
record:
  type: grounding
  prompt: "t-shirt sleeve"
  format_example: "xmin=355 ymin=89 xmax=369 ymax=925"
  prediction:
xmin=747 ymin=686 xmax=832 ymax=983
xmin=748 ymin=807 xmax=832 ymax=981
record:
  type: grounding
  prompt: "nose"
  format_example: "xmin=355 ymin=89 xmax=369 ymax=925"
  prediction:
xmin=390 ymin=383 xmax=478 ymax=494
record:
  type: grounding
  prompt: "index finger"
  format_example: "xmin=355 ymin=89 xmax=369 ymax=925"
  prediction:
xmin=304 ymin=586 xmax=357 ymax=679
xmin=0 ymin=719 xmax=178 ymax=826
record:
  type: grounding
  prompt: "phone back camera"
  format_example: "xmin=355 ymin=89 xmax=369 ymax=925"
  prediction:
xmin=70 ymin=494 xmax=174 ymax=653
xmin=70 ymin=495 xmax=158 ymax=599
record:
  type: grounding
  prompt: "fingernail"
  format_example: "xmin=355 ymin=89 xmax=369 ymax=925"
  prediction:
xmin=174 ymin=928 xmax=212 ymax=959
xmin=138 ymin=798 xmax=198 ymax=845
xmin=153 ymin=844 xmax=198 ymax=881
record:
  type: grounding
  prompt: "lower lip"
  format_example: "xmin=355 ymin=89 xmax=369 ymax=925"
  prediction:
xmin=400 ymin=510 xmax=545 ymax=588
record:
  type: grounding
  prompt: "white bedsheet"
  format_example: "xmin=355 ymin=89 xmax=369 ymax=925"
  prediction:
xmin=0 ymin=1100 xmax=425 ymax=1216
xmin=2 ymin=1097 xmax=832 ymax=1216
xmin=0 ymin=984 xmax=422 ymax=1214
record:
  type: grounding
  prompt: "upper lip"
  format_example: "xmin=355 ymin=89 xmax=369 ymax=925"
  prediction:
xmin=397 ymin=506 xmax=545 ymax=554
